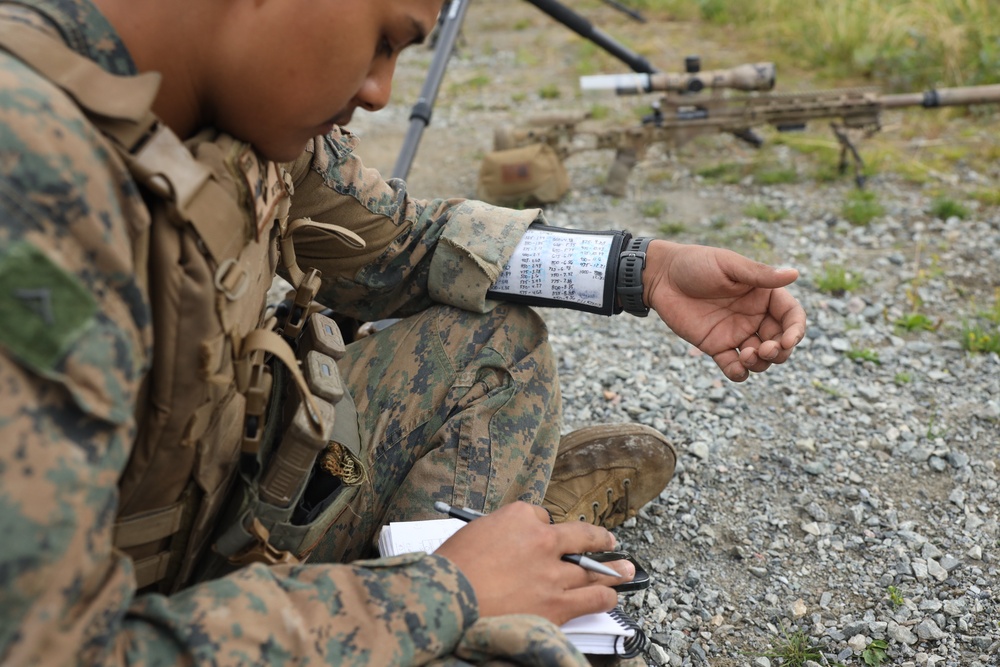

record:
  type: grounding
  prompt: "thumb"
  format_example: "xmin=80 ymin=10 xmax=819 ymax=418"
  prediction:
xmin=723 ymin=258 xmax=799 ymax=289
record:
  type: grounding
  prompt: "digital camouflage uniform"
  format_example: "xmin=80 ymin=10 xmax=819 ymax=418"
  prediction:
xmin=0 ymin=0 xmax=594 ymax=664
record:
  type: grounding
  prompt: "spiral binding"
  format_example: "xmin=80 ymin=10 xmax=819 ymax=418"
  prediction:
xmin=608 ymin=606 xmax=648 ymax=658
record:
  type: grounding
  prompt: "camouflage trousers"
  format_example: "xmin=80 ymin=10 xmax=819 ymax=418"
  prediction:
xmin=306 ymin=304 xmax=599 ymax=667
xmin=307 ymin=303 xmax=562 ymax=564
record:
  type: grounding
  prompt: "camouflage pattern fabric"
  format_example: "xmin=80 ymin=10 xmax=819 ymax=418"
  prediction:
xmin=430 ymin=615 xmax=593 ymax=667
xmin=0 ymin=0 xmax=589 ymax=664
xmin=306 ymin=303 xmax=562 ymax=563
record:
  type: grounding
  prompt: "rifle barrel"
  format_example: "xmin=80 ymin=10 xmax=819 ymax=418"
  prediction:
xmin=881 ymin=84 xmax=1000 ymax=109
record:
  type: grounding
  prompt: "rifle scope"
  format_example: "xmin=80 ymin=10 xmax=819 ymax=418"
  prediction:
xmin=581 ymin=62 xmax=776 ymax=95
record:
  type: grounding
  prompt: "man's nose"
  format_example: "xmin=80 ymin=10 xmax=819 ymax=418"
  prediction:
xmin=357 ymin=60 xmax=395 ymax=112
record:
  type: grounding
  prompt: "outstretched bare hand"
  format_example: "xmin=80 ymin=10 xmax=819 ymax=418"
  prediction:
xmin=641 ymin=240 xmax=806 ymax=381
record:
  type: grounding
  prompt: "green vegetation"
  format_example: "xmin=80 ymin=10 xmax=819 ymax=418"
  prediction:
xmin=629 ymin=0 xmax=1000 ymax=90
xmin=971 ymin=188 xmax=1000 ymax=207
xmin=894 ymin=312 xmax=938 ymax=332
xmin=587 ymin=104 xmax=611 ymax=120
xmin=929 ymin=196 xmax=969 ymax=220
xmin=842 ymin=190 xmax=884 ymax=225
xmin=658 ymin=221 xmax=688 ymax=236
xmin=887 ymin=585 xmax=904 ymax=608
xmin=961 ymin=323 xmax=1000 ymax=354
xmin=537 ymin=83 xmax=561 ymax=100
xmin=862 ymin=639 xmax=890 ymax=666
xmin=846 ymin=348 xmax=881 ymax=364
xmin=813 ymin=379 xmax=846 ymax=398
xmin=744 ymin=202 xmax=788 ymax=222
xmin=815 ymin=263 xmax=863 ymax=295
xmin=750 ymin=627 xmax=831 ymax=667
xmin=695 ymin=159 xmax=800 ymax=186
xmin=639 ymin=199 xmax=668 ymax=218
xmin=697 ymin=161 xmax=745 ymax=184
xmin=753 ymin=164 xmax=799 ymax=185
xmin=960 ymin=288 xmax=1000 ymax=354
xmin=893 ymin=372 xmax=912 ymax=385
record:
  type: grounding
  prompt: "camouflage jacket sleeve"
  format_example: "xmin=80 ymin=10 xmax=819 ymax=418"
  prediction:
xmin=0 ymin=43 xmax=479 ymax=667
xmin=284 ymin=130 xmax=544 ymax=321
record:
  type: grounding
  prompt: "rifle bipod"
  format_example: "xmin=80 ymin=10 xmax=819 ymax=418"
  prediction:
xmin=830 ymin=122 xmax=869 ymax=188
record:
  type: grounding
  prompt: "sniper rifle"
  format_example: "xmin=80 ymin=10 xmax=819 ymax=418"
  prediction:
xmin=493 ymin=60 xmax=1000 ymax=195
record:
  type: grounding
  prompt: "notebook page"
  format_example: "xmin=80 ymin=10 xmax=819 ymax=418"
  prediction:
xmin=560 ymin=610 xmax=633 ymax=637
xmin=379 ymin=517 xmax=465 ymax=555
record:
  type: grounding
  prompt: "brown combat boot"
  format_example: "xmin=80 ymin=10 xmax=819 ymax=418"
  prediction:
xmin=543 ymin=423 xmax=677 ymax=529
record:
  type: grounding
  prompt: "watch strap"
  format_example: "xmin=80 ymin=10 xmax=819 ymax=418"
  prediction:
xmin=617 ymin=236 xmax=651 ymax=316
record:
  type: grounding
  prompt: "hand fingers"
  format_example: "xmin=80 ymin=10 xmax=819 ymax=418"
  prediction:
xmin=553 ymin=520 xmax=617 ymax=556
xmin=528 ymin=504 xmax=554 ymax=524
xmin=549 ymin=581 xmax=620 ymax=626
xmin=721 ymin=255 xmax=800 ymax=290
xmin=713 ymin=348 xmax=751 ymax=382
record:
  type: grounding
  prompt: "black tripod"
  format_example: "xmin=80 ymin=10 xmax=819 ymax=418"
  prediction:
xmin=391 ymin=0 xmax=660 ymax=180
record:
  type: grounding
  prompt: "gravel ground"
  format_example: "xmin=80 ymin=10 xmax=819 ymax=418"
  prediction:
xmin=345 ymin=2 xmax=1000 ymax=664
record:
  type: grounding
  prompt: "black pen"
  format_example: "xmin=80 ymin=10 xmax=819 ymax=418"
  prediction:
xmin=433 ymin=501 xmax=622 ymax=578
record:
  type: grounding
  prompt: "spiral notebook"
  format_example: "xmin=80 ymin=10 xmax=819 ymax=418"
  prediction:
xmin=378 ymin=517 xmax=647 ymax=657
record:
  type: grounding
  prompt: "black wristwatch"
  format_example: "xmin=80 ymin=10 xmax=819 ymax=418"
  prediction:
xmin=616 ymin=236 xmax=651 ymax=317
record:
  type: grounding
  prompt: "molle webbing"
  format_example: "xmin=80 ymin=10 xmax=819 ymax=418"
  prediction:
xmin=0 ymin=19 xmax=366 ymax=592
xmin=0 ymin=20 xmax=281 ymax=590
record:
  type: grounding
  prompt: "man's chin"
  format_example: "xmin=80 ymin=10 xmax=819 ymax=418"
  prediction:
xmin=254 ymin=137 xmax=313 ymax=164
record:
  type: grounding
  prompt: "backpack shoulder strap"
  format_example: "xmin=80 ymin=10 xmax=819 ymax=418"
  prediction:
xmin=0 ymin=19 xmax=160 ymax=150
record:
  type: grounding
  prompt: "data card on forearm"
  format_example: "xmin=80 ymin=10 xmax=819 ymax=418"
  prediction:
xmin=487 ymin=225 xmax=626 ymax=315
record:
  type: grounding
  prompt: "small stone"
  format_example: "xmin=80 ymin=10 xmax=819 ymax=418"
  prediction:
xmin=888 ymin=621 xmax=918 ymax=645
xmin=790 ymin=598 xmax=808 ymax=618
xmin=848 ymin=634 xmax=868 ymax=652
xmin=914 ymin=618 xmax=946 ymax=641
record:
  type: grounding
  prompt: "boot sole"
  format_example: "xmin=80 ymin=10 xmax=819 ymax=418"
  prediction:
xmin=558 ymin=423 xmax=677 ymax=466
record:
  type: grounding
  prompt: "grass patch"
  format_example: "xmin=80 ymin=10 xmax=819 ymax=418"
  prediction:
xmin=587 ymin=104 xmax=611 ymax=121
xmin=971 ymin=188 xmax=1000 ymax=207
xmin=929 ymin=196 xmax=969 ymax=220
xmin=750 ymin=627 xmax=828 ymax=667
xmin=752 ymin=163 xmax=799 ymax=185
xmin=842 ymin=190 xmax=884 ymax=226
xmin=959 ymin=289 xmax=1000 ymax=354
xmin=894 ymin=312 xmax=938 ymax=332
xmin=815 ymin=263 xmax=863 ymax=295
xmin=659 ymin=221 xmax=688 ymax=235
xmin=697 ymin=162 xmax=746 ymax=184
xmin=862 ymin=639 xmax=890 ymax=666
xmin=961 ymin=323 xmax=1000 ymax=354
xmin=846 ymin=348 xmax=881 ymax=364
xmin=634 ymin=0 xmax=1000 ymax=90
xmin=639 ymin=199 xmax=668 ymax=218
xmin=537 ymin=83 xmax=561 ymax=100
xmin=744 ymin=202 xmax=787 ymax=222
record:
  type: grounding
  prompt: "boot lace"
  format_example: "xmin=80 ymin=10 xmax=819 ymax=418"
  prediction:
xmin=585 ymin=478 xmax=632 ymax=526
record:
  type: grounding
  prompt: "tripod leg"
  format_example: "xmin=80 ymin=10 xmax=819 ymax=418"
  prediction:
xmin=522 ymin=0 xmax=659 ymax=74
xmin=392 ymin=0 xmax=472 ymax=181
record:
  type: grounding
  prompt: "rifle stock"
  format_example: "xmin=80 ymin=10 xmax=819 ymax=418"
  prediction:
xmin=493 ymin=83 xmax=1000 ymax=195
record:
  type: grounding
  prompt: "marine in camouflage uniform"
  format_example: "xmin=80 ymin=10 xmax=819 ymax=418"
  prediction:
xmin=0 ymin=0 xmax=808 ymax=664
xmin=0 ymin=0 xmax=598 ymax=664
